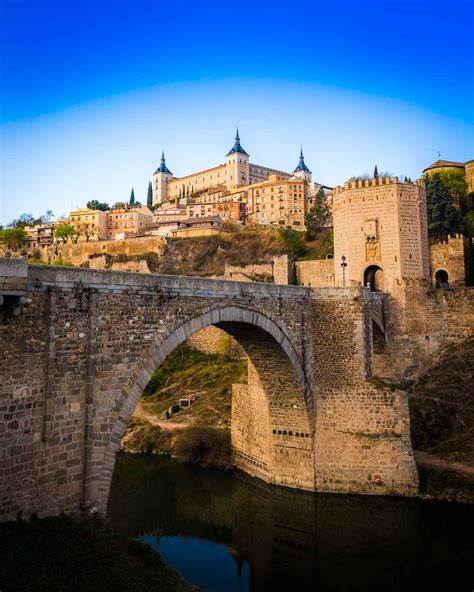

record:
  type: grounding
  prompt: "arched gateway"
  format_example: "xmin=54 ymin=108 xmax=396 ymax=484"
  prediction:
xmin=0 ymin=261 xmax=419 ymax=522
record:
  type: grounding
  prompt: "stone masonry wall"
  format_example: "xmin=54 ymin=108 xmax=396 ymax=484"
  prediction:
xmin=0 ymin=263 xmax=313 ymax=520
xmin=0 ymin=261 xmax=426 ymax=521
xmin=387 ymin=281 xmax=474 ymax=378
xmin=186 ymin=326 xmax=244 ymax=359
xmin=28 ymin=236 xmax=165 ymax=267
xmin=295 ymin=259 xmax=335 ymax=287
xmin=429 ymin=235 xmax=466 ymax=287
xmin=228 ymin=325 xmax=314 ymax=491
xmin=309 ymin=287 xmax=418 ymax=496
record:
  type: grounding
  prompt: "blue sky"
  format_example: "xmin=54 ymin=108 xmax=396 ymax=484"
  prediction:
xmin=1 ymin=0 xmax=473 ymax=224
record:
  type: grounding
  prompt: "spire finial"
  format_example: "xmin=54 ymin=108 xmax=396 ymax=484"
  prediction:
xmin=226 ymin=126 xmax=248 ymax=157
xmin=292 ymin=146 xmax=311 ymax=174
xmin=155 ymin=150 xmax=172 ymax=175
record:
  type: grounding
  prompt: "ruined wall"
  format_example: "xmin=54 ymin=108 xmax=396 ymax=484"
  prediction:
xmin=224 ymin=262 xmax=273 ymax=283
xmin=387 ymin=281 xmax=474 ymax=378
xmin=429 ymin=235 xmax=466 ymax=287
xmin=186 ymin=326 xmax=243 ymax=359
xmin=273 ymin=255 xmax=294 ymax=285
xmin=295 ymin=259 xmax=335 ymax=287
xmin=28 ymin=236 xmax=165 ymax=267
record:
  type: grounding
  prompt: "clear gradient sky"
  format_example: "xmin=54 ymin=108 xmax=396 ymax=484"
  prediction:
xmin=1 ymin=0 xmax=473 ymax=224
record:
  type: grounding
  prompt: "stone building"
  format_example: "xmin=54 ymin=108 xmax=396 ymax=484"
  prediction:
xmin=429 ymin=234 xmax=467 ymax=288
xmin=170 ymin=215 xmax=224 ymax=238
xmin=423 ymin=158 xmax=474 ymax=203
xmin=69 ymin=207 xmax=108 ymax=241
xmin=24 ymin=224 xmax=55 ymax=250
xmin=187 ymin=198 xmax=245 ymax=223
xmin=332 ymin=177 xmax=429 ymax=290
xmin=465 ymin=160 xmax=474 ymax=193
xmin=152 ymin=131 xmax=331 ymax=229
xmin=106 ymin=204 xmax=153 ymax=239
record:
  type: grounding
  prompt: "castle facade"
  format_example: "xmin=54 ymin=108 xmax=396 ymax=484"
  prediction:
xmin=152 ymin=130 xmax=331 ymax=229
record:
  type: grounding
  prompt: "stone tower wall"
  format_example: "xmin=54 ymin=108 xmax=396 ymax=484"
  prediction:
xmin=429 ymin=234 xmax=466 ymax=287
xmin=332 ymin=177 xmax=429 ymax=288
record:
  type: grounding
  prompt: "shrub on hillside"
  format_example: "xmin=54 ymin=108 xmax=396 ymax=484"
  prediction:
xmin=276 ymin=227 xmax=307 ymax=257
xmin=124 ymin=419 xmax=172 ymax=455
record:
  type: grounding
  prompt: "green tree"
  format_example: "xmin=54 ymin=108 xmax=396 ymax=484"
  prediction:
xmin=86 ymin=200 xmax=110 ymax=211
xmin=129 ymin=188 xmax=135 ymax=205
xmin=147 ymin=181 xmax=153 ymax=208
xmin=305 ymin=187 xmax=331 ymax=240
xmin=425 ymin=173 xmax=462 ymax=238
xmin=112 ymin=202 xmax=127 ymax=209
xmin=432 ymin=169 xmax=468 ymax=210
xmin=0 ymin=227 xmax=27 ymax=251
xmin=373 ymin=165 xmax=379 ymax=179
xmin=54 ymin=224 xmax=76 ymax=244
xmin=276 ymin=227 xmax=307 ymax=257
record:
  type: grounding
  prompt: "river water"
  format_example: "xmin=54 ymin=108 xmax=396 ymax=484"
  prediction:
xmin=107 ymin=454 xmax=474 ymax=592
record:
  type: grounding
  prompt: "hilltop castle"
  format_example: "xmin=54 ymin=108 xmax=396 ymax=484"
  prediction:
xmin=152 ymin=130 xmax=330 ymax=228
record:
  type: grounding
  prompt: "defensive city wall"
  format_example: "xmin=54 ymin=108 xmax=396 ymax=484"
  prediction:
xmin=0 ymin=259 xmax=423 ymax=521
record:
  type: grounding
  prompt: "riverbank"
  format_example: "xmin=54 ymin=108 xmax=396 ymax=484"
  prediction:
xmin=417 ymin=453 xmax=474 ymax=504
xmin=0 ymin=513 xmax=195 ymax=592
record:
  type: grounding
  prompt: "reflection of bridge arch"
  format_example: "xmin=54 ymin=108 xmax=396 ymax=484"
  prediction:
xmin=97 ymin=306 xmax=315 ymax=511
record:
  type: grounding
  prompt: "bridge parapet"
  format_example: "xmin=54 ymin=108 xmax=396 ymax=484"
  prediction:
xmin=25 ymin=264 xmax=311 ymax=298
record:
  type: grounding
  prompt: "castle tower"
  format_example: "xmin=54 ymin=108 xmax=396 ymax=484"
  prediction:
xmin=226 ymin=128 xmax=249 ymax=190
xmin=332 ymin=177 xmax=430 ymax=291
xmin=152 ymin=151 xmax=173 ymax=205
xmin=292 ymin=148 xmax=312 ymax=182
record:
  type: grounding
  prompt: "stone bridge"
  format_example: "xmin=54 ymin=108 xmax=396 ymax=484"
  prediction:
xmin=0 ymin=260 xmax=418 ymax=521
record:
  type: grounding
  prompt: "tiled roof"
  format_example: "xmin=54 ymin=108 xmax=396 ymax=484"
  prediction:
xmin=423 ymin=160 xmax=465 ymax=172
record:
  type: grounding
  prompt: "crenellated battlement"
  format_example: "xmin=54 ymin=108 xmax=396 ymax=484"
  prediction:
xmin=332 ymin=176 xmax=425 ymax=195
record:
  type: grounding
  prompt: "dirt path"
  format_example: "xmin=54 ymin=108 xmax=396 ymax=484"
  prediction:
xmin=414 ymin=450 xmax=474 ymax=476
xmin=133 ymin=401 xmax=188 ymax=431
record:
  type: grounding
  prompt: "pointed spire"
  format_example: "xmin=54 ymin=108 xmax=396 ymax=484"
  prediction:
xmin=155 ymin=150 xmax=172 ymax=175
xmin=227 ymin=127 xmax=249 ymax=157
xmin=293 ymin=146 xmax=311 ymax=173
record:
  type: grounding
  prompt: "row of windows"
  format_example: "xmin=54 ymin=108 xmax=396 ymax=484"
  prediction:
xmin=108 ymin=214 xmax=138 ymax=220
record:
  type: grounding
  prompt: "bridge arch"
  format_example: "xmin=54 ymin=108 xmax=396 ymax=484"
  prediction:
xmin=95 ymin=305 xmax=315 ymax=512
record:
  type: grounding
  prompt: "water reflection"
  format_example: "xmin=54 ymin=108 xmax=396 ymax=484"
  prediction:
xmin=139 ymin=534 xmax=250 ymax=592
xmin=108 ymin=454 xmax=474 ymax=592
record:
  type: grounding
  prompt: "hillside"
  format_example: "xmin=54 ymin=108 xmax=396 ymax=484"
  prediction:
xmin=122 ymin=342 xmax=247 ymax=467
xmin=104 ymin=226 xmax=333 ymax=277
xmin=408 ymin=338 xmax=474 ymax=501
xmin=408 ymin=337 xmax=474 ymax=463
